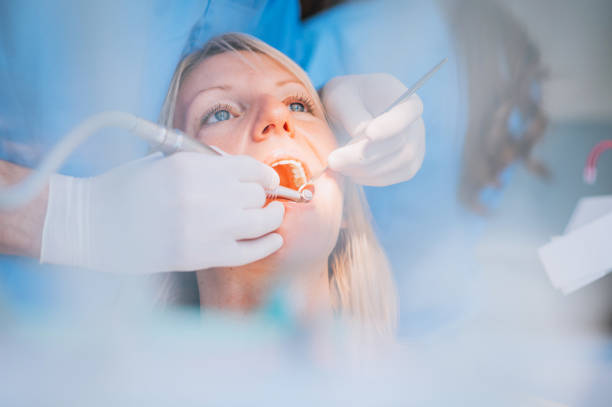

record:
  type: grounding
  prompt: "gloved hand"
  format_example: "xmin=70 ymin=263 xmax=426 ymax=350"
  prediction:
xmin=40 ymin=152 xmax=284 ymax=272
xmin=321 ymin=73 xmax=426 ymax=186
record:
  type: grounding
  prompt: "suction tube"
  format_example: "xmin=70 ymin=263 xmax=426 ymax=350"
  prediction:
xmin=0 ymin=112 xmax=177 ymax=209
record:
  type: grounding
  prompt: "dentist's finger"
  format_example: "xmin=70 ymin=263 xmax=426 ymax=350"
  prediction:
xmin=323 ymin=77 xmax=373 ymax=135
xmin=330 ymin=116 xmax=424 ymax=170
xmin=345 ymin=138 xmax=426 ymax=186
xmin=232 ymin=155 xmax=280 ymax=190
xmin=328 ymin=130 xmax=408 ymax=170
xmin=237 ymin=182 xmax=268 ymax=209
xmin=236 ymin=201 xmax=285 ymax=240
xmin=327 ymin=138 xmax=370 ymax=172
xmin=336 ymin=124 xmax=425 ymax=185
xmin=361 ymin=128 xmax=410 ymax=160
xmin=234 ymin=233 xmax=284 ymax=265
xmin=364 ymin=94 xmax=423 ymax=141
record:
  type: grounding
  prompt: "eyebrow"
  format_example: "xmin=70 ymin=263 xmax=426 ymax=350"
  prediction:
xmin=186 ymin=84 xmax=233 ymax=110
xmin=189 ymin=79 xmax=305 ymax=107
xmin=195 ymin=84 xmax=232 ymax=96
xmin=276 ymin=79 xmax=303 ymax=87
xmin=198 ymin=79 xmax=300 ymax=94
xmin=195 ymin=79 xmax=301 ymax=98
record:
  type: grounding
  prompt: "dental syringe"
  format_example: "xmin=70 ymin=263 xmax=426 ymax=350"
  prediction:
xmin=152 ymin=127 xmax=313 ymax=203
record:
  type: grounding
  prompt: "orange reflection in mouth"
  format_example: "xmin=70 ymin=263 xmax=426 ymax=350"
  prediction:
xmin=270 ymin=159 xmax=311 ymax=191
xmin=267 ymin=158 xmax=315 ymax=203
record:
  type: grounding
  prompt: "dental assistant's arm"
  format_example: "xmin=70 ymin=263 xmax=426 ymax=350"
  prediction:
xmin=0 ymin=160 xmax=47 ymax=258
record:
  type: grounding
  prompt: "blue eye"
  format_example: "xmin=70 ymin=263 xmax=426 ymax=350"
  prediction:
xmin=214 ymin=110 xmax=231 ymax=121
xmin=289 ymin=102 xmax=305 ymax=112
xmin=202 ymin=105 xmax=235 ymax=125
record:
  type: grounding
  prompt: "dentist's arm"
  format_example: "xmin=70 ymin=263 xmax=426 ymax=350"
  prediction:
xmin=0 ymin=160 xmax=47 ymax=257
xmin=321 ymin=73 xmax=426 ymax=186
xmin=1 ymin=153 xmax=284 ymax=272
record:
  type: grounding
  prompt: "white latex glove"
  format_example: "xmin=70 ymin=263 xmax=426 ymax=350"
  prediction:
xmin=321 ymin=73 xmax=426 ymax=186
xmin=40 ymin=152 xmax=284 ymax=272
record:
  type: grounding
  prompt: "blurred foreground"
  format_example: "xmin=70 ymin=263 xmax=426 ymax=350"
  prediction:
xmin=1 ymin=120 xmax=611 ymax=407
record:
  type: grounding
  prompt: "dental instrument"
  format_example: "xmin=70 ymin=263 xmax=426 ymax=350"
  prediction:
xmin=377 ymin=58 xmax=447 ymax=117
xmin=0 ymin=111 xmax=310 ymax=209
xmin=310 ymin=58 xmax=448 ymax=182
xmin=153 ymin=130 xmax=313 ymax=203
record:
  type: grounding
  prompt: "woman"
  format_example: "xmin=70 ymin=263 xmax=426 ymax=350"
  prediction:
xmin=157 ymin=33 xmax=397 ymax=339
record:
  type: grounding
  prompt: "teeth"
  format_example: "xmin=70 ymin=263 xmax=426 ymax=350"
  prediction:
xmin=271 ymin=159 xmax=308 ymax=188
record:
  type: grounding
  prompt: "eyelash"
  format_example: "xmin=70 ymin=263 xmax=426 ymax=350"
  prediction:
xmin=285 ymin=93 xmax=316 ymax=114
xmin=199 ymin=93 xmax=316 ymax=127
xmin=201 ymin=103 xmax=235 ymax=126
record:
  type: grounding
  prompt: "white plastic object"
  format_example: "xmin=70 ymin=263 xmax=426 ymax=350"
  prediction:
xmin=538 ymin=196 xmax=612 ymax=294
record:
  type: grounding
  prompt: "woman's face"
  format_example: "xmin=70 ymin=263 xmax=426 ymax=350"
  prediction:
xmin=174 ymin=51 xmax=344 ymax=269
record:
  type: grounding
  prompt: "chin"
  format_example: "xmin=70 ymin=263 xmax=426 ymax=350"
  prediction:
xmin=263 ymin=174 xmax=343 ymax=269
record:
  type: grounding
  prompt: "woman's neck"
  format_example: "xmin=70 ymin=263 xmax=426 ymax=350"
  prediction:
xmin=196 ymin=260 xmax=331 ymax=319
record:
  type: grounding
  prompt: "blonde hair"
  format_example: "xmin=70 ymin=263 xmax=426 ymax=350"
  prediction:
xmin=158 ymin=33 xmax=397 ymax=339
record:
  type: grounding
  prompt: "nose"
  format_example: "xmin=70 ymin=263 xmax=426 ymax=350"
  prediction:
xmin=251 ymin=95 xmax=294 ymax=142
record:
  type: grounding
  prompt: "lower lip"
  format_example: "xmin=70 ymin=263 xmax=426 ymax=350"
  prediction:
xmin=272 ymin=198 xmax=313 ymax=209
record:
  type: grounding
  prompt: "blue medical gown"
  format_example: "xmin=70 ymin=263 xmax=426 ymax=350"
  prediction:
xmin=0 ymin=0 xmax=483 ymax=335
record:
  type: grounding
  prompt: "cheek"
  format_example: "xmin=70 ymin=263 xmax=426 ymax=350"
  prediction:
xmin=195 ymin=122 xmax=248 ymax=155
xmin=294 ymin=121 xmax=338 ymax=164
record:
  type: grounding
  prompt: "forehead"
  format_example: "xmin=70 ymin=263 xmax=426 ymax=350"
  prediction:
xmin=181 ymin=51 xmax=297 ymax=95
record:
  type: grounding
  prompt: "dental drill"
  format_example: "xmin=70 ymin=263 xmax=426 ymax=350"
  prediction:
xmin=0 ymin=111 xmax=311 ymax=209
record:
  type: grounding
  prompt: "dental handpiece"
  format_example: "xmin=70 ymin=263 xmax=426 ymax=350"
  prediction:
xmin=154 ymin=128 xmax=313 ymax=203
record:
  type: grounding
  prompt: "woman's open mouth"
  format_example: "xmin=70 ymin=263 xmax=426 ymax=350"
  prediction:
xmin=269 ymin=158 xmax=312 ymax=192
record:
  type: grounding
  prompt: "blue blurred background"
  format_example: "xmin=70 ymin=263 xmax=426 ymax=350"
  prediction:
xmin=1 ymin=0 xmax=611 ymax=405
